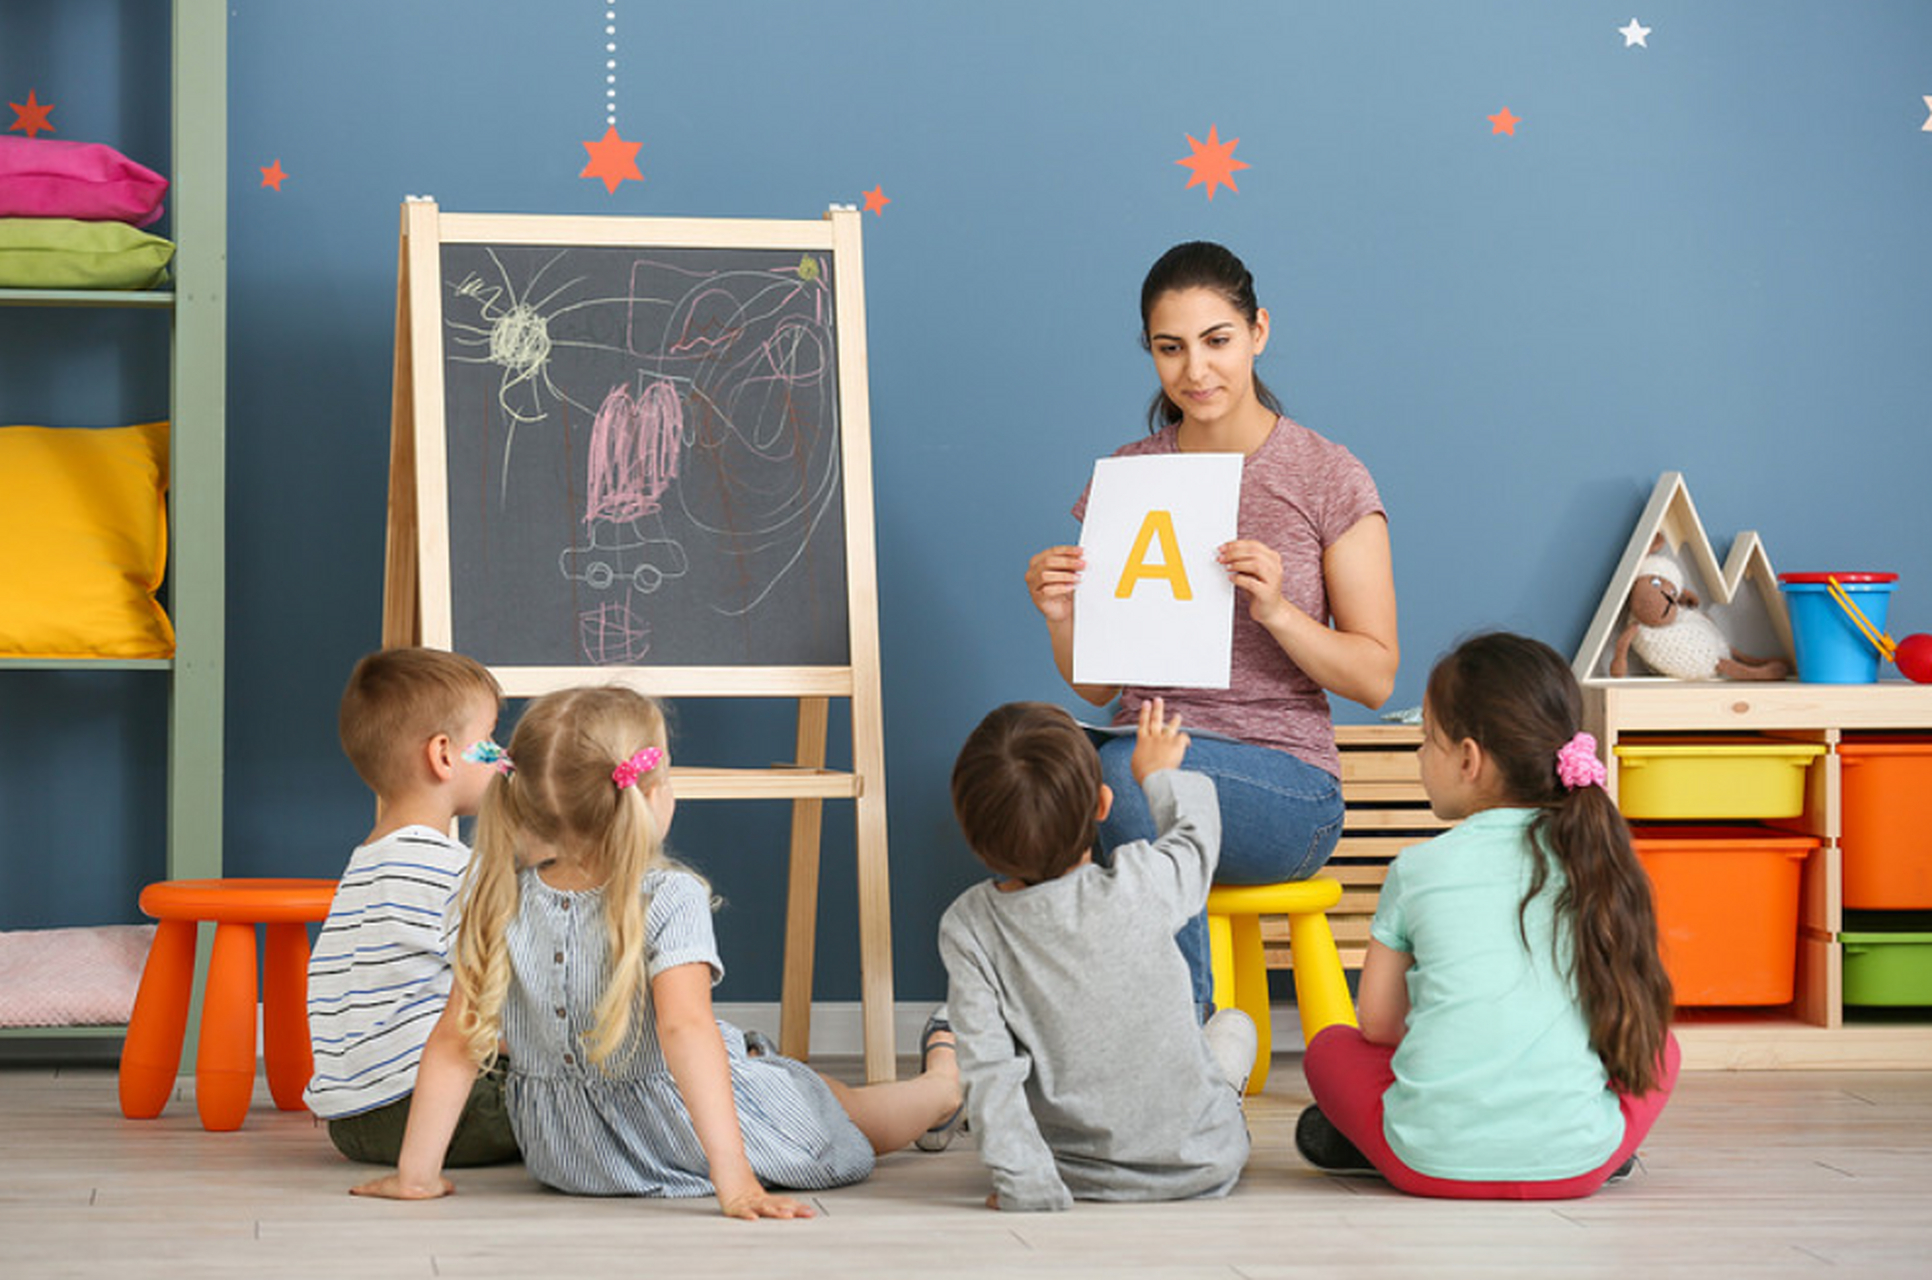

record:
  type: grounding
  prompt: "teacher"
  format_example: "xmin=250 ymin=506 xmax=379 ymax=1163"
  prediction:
xmin=1024 ymin=240 xmax=1399 ymax=1015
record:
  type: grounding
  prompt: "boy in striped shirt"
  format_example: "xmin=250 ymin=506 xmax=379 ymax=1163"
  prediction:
xmin=304 ymin=648 xmax=518 ymax=1166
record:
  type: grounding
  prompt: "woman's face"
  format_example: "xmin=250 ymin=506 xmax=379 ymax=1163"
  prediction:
xmin=1144 ymin=286 xmax=1269 ymax=430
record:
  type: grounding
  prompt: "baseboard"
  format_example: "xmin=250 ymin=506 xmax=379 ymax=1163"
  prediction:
xmin=712 ymin=1002 xmax=1306 ymax=1058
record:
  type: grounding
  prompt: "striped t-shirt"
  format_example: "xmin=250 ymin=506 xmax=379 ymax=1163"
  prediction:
xmin=303 ymin=825 xmax=470 ymax=1119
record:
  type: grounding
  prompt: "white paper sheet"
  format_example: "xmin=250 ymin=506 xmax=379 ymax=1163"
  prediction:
xmin=1072 ymin=453 xmax=1241 ymax=688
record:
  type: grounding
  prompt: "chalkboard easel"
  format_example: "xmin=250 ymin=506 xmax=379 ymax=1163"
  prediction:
xmin=381 ymin=198 xmax=897 ymax=1081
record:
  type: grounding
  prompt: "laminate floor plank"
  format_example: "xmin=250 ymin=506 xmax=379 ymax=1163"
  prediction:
xmin=3 ymin=1058 xmax=1927 ymax=1279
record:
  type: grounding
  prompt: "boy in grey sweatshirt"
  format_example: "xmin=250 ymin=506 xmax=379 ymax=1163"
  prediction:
xmin=937 ymin=698 xmax=1254 ymax=1211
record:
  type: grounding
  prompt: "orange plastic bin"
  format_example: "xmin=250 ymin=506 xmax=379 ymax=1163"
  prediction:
xmin=1837 ymin=738 xmax=1932 ymax=910
xmin=118 ymin=878 xmax=337 ymax=1131
xmin=1632 ymin=827 xmax=1817 ymax=1006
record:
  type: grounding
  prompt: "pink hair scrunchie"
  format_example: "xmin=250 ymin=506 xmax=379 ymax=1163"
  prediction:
xmin=1556 ymin=732 xmax=1607 ymax=791
xmin=612 ymin=746 xmax=665 ymax=790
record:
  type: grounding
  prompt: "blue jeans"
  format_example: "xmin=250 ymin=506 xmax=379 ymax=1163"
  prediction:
xmin=1097 ymin=735 xmax=1345 ymax=1008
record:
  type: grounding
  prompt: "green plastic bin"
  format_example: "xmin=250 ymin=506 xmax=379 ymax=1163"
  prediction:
xmin=1840 ymin=932 xmax=1932 ymax=1006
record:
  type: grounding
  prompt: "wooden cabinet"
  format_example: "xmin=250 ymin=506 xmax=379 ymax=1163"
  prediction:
xmin=0 ymin=0 xmax=225 ymax=1042
xmin=1586 ymin=680 xmax=1932 ymax=1068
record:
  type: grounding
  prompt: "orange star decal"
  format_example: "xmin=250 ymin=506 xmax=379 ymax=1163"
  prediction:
xmin=8 ymin=89 xmax=55 ymax=137
xmin=1175 ymin=124 xmax=1249 ymax=200
xmin=580 ymin=126 xmax=644 ymax=194
xmin=862 ymin=185 xmax=890 ymax=216
xmin=1488 ymin=108 xmax=1521 ymax=136
xmin=260 ymin=159 xmax=289 ymax=191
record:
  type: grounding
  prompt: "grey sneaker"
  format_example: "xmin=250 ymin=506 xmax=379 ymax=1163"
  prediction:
xmin=1604 ymin=1154 xmax=1640 ymax=1185
xmin=1203 ymin=1008 xmax=1258 ymax=1096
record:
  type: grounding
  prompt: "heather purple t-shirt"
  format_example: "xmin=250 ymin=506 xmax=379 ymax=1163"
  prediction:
xmin=1071 ymin=416 xmax=1385 ymax=778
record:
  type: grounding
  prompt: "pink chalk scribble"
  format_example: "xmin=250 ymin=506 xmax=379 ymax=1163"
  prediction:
xmin=579 ymin=599 xmax=653 ymax=666
xmin=587 ymin=380 xmax=682 ymax=523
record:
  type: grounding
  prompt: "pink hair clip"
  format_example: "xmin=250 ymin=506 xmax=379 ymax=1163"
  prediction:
xmin=612 ymin=746 xmax=665 ymax=790
xmin=1555 ymin=732 xmax=1607 ymax=791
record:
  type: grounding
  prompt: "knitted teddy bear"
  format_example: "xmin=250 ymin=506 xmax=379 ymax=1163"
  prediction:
xmin=1610 ymin=538 xmax=1789 ymax=680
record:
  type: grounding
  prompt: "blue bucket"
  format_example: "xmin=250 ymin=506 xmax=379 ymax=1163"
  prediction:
xmin=1778 ymin=573 xmax=1898 ymax=684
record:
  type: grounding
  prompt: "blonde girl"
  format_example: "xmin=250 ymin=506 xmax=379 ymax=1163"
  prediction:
xmin=1298 ymin=632 xmax=1678 ymax=1198
xmin=352 ymin=686 xmax=961 ymax=1219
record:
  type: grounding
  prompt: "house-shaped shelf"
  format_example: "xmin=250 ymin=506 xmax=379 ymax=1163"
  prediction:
xmin=1573 ymin=472 xmax=1794 ymax=683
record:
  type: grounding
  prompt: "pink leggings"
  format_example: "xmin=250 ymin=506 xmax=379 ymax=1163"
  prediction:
xmin=1301 ymin=1024 xmax=1681 ymax=1200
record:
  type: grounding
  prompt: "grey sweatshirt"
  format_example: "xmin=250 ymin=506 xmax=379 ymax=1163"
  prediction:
xmin=937 ymin=769 xmax=1250 ymax=1211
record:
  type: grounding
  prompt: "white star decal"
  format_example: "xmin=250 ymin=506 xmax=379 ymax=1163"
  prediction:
xmin=1620 ymin=19 xmax=1651 ymax=48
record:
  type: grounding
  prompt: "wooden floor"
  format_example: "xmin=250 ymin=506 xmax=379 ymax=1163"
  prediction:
xmin=4 ymin=1052 xmax=1930 ymax=1280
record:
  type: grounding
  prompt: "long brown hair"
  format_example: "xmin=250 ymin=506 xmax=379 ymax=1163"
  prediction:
xmin=1425 ymin=632 xmax=1674 ymax=1094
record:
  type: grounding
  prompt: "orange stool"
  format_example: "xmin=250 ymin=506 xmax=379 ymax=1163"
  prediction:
xmin=1205 ymin=876 xmax=1358 ymax=1095
xmin=119 ymin=878 xmax=337 ymax=1131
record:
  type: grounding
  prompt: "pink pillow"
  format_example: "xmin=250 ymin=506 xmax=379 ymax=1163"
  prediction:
xmin=0 ymin=924 xmax=156 ymax=1026
xmin=0 ymin=136 xmax=168 ymax=227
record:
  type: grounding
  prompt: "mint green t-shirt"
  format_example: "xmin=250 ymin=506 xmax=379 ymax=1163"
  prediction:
xmin=1370 ymin=808 xmax=1624 ymax=1180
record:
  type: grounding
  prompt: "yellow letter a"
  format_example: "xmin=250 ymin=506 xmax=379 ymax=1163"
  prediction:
xmin=1115 ymin=510 xmax=1193 ymax=600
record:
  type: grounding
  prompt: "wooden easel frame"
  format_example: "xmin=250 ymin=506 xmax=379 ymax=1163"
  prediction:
xmin=382 ymin=199 xmax=898 ymax=1081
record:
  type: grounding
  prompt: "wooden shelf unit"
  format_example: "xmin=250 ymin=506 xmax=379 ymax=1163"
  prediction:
xmin=1260 ymin=724 xmax=1442 ymax=972
xmin=0 ymin=0 xmax=226 ymax=1042
xmin=1585 ymin=679 xmax=1932 ymax=1069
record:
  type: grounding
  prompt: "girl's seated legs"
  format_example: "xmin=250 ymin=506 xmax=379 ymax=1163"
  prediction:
xmin=1097 ymin=735 xmax=1344 ymax=1006
xmin=815 ymin=1025 xmax=961 ymax=1156
xmin=1300 ymin=1024 xmax=1684 ymax=1200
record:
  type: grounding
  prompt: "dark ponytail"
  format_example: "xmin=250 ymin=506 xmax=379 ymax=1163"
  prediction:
xmin=1138 ymin=241 xmax=1285 ymax=433
xmin=1425 ymin=632 xmax=1675 ymax=1095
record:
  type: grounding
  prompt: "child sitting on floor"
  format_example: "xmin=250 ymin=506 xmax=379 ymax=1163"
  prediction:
xmin=351 ymin=685 xmax=962 ymax=1218
xmin=937 ymin=698 xmax=1255 ymax=1212
xmin=305 ymin=647 xmax=519 ymax=1167
xmin=1298 ymin=631 xmax=1679 ymax=1198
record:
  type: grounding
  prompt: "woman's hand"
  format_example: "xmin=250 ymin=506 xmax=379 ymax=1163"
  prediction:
xmin=717 ymin=1184 xmax=816 ymax=1221
xmin=350 ymin=1171 xmax=455 ymax=1200
xmin=1218 ymin=539 xmax=1291 ymax=627
xmin=1129 ymin=697 xmax=1189 ymax=784
xmin=1025 ymin=545 xmax=1085 ymax=624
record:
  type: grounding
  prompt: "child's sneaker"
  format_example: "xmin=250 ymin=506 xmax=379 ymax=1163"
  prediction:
xmin=1604 ymin=1154 xmax=1640 ymax=1185
xmin=1203 ymin=1008 xmax=1258 ymax=1095
xmin=1295 ymin=1104 xmax=1380 ymax=1175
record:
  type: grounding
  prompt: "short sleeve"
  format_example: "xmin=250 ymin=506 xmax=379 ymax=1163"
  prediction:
xmin=1314 ymin=441 xmax=1385 ymax=548
xmin=644 ymin=870 xmax=723 ymax=985
xmin=1369 ymin=856 xmax=1411 ymax=953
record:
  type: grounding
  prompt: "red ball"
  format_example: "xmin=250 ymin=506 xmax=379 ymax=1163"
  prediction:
xmin=1895 ymin=633 xmax=1932 ymax=684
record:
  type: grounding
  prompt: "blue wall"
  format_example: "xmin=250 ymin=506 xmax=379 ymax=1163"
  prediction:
xmin=6 ymin=1 xmax=1932 ymax=1006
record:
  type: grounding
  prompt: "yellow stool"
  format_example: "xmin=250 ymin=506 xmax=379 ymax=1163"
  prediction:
xmin=1206 ymin=876 xmax=1358 ymax=1095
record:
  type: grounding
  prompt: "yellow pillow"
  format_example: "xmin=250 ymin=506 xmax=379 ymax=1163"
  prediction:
xmin=0 ymin=421 xmax=173 ymax=659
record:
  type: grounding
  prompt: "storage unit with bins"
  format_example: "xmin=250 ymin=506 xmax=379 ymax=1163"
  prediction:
xmin=1586 ymin=680 xmax=1932 ymax=1068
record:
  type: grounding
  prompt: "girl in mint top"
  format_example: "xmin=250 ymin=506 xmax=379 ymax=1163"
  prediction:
xmin=1301 ymin=632 xmax=1679 ymax=1199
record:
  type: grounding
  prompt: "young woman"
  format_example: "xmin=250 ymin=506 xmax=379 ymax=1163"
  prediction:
xmin=1024 ymin=240 xmax=1399 ymax=1010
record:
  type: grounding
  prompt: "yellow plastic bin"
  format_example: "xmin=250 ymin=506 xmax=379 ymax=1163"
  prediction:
xmin=1613 ymin=738 xmax=1825 ymax=820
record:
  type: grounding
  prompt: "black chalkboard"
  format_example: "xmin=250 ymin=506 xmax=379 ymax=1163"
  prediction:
xmin=434 ymin=239 xmax=850 ymax=668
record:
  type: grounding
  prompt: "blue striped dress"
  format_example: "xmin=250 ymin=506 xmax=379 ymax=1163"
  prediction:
xmin=502 ymin=866 xmax=874 ymax=1197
